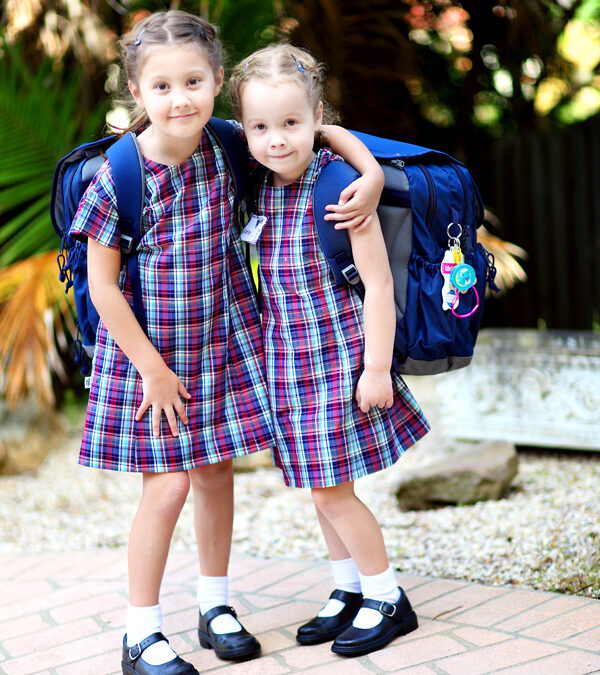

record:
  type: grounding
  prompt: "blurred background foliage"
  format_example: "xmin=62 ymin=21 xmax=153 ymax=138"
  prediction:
xmin=0 ymin=0 xmax=599 ymax=408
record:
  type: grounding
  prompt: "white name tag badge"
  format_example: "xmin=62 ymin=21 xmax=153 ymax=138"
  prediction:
xmin=241 ymin=214 xmax=268 ymax=244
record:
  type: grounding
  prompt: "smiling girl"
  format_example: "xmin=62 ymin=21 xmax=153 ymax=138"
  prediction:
xmin=229 ymin=44 xmax=429 ymax=658
xmin=69 ymin=11 xmax=274 ymax=673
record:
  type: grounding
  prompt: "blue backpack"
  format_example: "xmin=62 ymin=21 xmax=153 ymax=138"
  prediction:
xmin=312 ymin=131 xmax=498 ymax=375
xmin=50 ymin=117 xmax=249 ymax=375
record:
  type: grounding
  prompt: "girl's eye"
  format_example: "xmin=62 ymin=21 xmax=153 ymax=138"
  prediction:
xmin=285 ymin=119 xmax=297 ymax=127
xmin=255 ymin=123 xmax=266 ymax=131
xmin=155 ymin=83 xmax=168 ymax=92
xmin=188 ymin=78 xmax=201 ymax=86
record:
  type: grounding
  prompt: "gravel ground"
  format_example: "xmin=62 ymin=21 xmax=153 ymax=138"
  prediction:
xmin=2 ymin=424 xmax=600 ymax=598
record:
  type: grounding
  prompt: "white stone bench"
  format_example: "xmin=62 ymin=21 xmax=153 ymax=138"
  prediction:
xmin=435 ymin=329 xmax=600 ymax=451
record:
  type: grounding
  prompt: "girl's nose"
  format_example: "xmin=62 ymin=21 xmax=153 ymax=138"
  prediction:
xmin=173 ymin=88 xmax=192 ymax=107
xmin=269 ymin=133 xmax=286 ymax=147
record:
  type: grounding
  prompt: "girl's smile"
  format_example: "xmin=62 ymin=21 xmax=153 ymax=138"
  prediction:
xmin=129 ymin=43 xmax=223 ymax=164
xmin=241 ymin=79 xmax=322 ymax=186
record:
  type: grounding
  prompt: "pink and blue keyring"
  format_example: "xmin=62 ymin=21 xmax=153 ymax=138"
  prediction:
xmin=450 ymin=263 xmax=479 ymax=317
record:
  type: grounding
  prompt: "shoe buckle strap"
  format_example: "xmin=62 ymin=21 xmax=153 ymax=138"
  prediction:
xmin=128 ymin=644 xmax=142 ymax=661
xmin=127 ymin=632 xmax=167 ymax=662
xmin=379 ymin=601 xmax=397 ymax=618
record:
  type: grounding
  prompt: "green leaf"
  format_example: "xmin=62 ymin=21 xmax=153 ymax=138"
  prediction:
xmin=0 ymin=38 xmax=107 ymax=267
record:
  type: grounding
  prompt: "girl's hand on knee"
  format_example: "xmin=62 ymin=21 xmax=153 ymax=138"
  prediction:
xmin=135 ymin=366 xmax=191 ymax=437
xmin=355 ymin=368 xmax=393 ymax=414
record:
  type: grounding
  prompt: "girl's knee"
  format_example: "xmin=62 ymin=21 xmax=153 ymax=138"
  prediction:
xmin=311 ymin=484 xmax=354 ymax=519
xmin=142 ymin=471 xmax=190 ymax=512
xmin=189 ymin=460 xmax=233 ymax=492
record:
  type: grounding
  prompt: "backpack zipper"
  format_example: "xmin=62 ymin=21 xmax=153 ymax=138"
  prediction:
xmin=416 ymin=165 xmax=437 ymax=229
xmin=449 ymin=164 xmax=472 ymax=251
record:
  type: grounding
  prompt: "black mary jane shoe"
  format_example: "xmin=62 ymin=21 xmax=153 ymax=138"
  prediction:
xmin=197 ymin=605 xmax=261 ymax=661
xmin=121 ymin=632 xmax=198 ymax=674
xmin=296 ymin=589 xmax=363 ymax=645
xmin=331 ymin=588 xmax=418 ymax=657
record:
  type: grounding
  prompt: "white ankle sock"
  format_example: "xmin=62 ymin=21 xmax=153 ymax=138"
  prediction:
xmin=353 ymin=566 xmax=401 ymax=630
xmin=331 ymin=558 xmax=362 ymax=594
xmin=318 ymin=558 xmax=361 ymax=618
xmin=126 ymin=604 xmax=176 ymax=665
xmin=197 ymin=575 xmax=242 ymax=634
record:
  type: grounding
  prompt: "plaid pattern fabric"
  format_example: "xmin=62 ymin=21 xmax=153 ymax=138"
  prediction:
xmin=255 ymin=149 xmax=430 ymax=488
xmin=69 ymin=127 xmax=274 ymax=472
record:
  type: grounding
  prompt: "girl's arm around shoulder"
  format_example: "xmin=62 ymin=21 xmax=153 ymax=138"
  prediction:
xmin=348 ymin=216 xmax=395 ymax=413
xmin=321 ymin=125 xmax=384 ymax=232
xmin=87 ymin=239 xmax=190 ymax=437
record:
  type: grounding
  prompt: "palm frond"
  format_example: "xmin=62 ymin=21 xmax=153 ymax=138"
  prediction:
xmin=0 ymin=251 xmax=76 ymax=408
xmin=478 ymin=225 xmax=528 ymax=296
xmin=0 ymin=38 xmax=107 ymax=266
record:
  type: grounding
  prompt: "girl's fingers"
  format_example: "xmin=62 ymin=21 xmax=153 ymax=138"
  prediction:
xmin=338 ymin=186 xmax=353 ymax=205
xmin=164 ymin=407 xmax=179 ymax=437
xmin=334 ymin=215 xmax=364 ymax=230
xmin=151 ymin=406 xmax=162 ymax=437
xmin=325 ymin=202 xmax=361 ymax=216
xmin=178 ymin=381 xmax=191 ymax=399
xmin=135 ymin=400 xmax=149 ymax=421
xmin=334 ymin=215 xmax=371 ymax=231
xmin=173 ymin=398 xmax=189 ymax=426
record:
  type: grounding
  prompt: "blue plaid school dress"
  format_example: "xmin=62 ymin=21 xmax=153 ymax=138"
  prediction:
xmin=69 ymin=127 xmax=274 ymax=473
xmin=255 ymin=148 xmax=430 ymax=488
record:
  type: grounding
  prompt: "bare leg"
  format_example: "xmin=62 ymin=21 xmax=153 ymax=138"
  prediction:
xmin=315 ymin=504 xmax=352 ymax=561
xmin=125 ymin=471 xmax=190 ymax=665
xmin=189 ymin=459 xmax=234 ymax=576
xmin=128 ymin=471 xmax=190 ymax=606
xmin=311 ymin=482 xmax=389 ymax=576
xmin=190 ymin=460 xmax=261 ymax=650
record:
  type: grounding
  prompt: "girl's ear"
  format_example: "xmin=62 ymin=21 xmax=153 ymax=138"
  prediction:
xmin=314 ymin=101 xmax=324 ymax=129
xmin=128 ymin=80 xmax=141 ymax=105
xmin=214 ymin=66 xmax=225 ymax=96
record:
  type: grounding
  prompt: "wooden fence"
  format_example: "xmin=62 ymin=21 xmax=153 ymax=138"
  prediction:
xmin=478 ymin=115 xmax=600 ymax=331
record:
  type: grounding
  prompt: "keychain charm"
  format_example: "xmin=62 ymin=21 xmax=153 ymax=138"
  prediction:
xmin=441 ymin=223 xmax=480 ymax=318
xmin=450 ymin=262 xmax=477 ymax=292
xmin=441 ymin=223 xmax=463 ymax=311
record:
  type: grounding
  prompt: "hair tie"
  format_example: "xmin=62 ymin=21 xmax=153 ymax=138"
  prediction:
xmin=197 ymin=26 xmax=207 ymax=40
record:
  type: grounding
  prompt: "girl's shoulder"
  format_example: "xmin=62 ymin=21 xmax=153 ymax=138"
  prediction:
xmin=316 ymin=146 xmax=344 ymax=169
xmin=83 ymin=159 xmax=118 ymax=209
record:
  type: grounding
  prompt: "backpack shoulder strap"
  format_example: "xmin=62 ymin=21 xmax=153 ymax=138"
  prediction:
xmin=105 ymin=132 xmax=148 ymax=334
xmin=313 ymin=159 xmax=363 ymax=289
xmin=205 ymin=117 xmax=249 ymax=206
xmin=105 ymin=132 xmax=145 ymax=252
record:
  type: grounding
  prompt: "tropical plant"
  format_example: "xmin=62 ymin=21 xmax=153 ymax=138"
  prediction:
xmin=0 ymin=252 xmax=76 ymax=407
xmin=0 ymin=39 xmax=108 ymax=264
xmin=0 ymin=38 xmax=108 ymax=405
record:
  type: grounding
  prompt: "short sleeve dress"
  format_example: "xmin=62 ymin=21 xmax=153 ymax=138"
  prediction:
xmin=69 ymin=126 xmax=274 ymax=473
xmin=254 ymin=149 xmax=430 ymax=488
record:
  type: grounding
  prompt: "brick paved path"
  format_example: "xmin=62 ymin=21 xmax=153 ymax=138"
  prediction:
xmin=1 ymin=550 xmax=599 ymax=674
